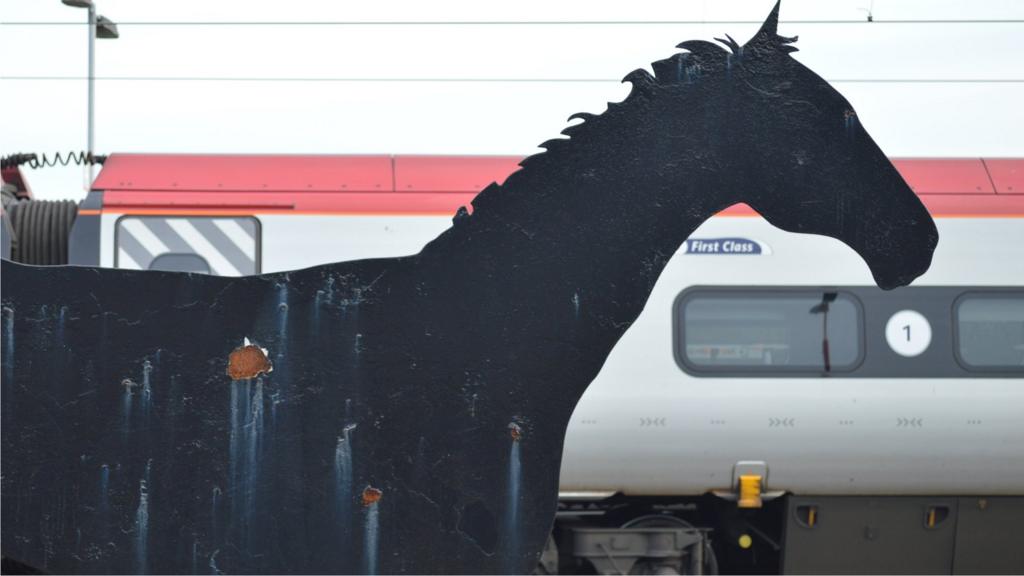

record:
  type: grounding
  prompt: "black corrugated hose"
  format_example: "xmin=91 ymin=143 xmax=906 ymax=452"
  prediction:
xmin=6 ymin=200 xmax=79 ymax=265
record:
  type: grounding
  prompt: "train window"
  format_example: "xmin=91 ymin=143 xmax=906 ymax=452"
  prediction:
xmin=676 ymin=290 xmax=863 ymax=373
xmin=955 ymin=293 xmax=1024 ymax=371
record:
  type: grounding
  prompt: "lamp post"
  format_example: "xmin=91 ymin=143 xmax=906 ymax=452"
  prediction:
xmin=61 ymin=0 xmax=118 ymax=185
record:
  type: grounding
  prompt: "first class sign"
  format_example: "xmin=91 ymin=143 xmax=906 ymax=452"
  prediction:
xmin=681 ymin=237 xmax=768 ymax=255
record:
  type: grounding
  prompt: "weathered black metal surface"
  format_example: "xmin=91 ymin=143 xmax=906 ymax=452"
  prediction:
xmin=1 ymin=2 xmax=938 ymax=574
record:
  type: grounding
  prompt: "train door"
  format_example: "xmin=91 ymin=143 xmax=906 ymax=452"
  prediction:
xmin=114 ymin=215 xmax=260 ymax=276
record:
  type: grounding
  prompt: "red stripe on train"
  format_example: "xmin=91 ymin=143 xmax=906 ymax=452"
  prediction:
xmin=93 ymin=154 xmax=1024 ymax=217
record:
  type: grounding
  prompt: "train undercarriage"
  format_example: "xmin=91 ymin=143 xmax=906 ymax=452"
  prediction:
xmin=545 ymin=494 xmax=1024 ymax=574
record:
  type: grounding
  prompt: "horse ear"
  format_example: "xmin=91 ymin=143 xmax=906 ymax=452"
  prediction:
xmin=746 ymin=0 xmax=799 ymax=54
xmin=759 ymin=0 xmax=781 ymax=37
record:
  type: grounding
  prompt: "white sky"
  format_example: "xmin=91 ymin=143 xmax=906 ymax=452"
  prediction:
xmin=2 ymin=0 xmax=1023 ymax=200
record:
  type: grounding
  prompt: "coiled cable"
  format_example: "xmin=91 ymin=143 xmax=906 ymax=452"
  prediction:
xmin=6 ymin=200 xmax=78 ymax=265
xmin=1 ymin=151 xmax=107 ymax=170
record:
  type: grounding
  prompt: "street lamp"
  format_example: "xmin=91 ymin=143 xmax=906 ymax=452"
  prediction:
xmin=61 ymin=0 xmax=118 ymax=184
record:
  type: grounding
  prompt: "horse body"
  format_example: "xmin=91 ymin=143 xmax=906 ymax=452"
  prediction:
xmin=1 ymin=2 xmax=937 ymax=573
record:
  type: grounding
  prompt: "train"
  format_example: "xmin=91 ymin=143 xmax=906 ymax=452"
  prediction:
xmin=2 ymin=153 xmax=1022 ymax=574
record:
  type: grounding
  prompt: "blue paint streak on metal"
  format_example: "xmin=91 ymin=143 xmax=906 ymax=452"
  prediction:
xmin=41 ymin=535 xmax=52 ymax=571
xmin=572 ymin=291 xmax=580 ymax=318
xmin=364 ymin=501 xmax=380 ymax=575
xmin=96 ymin=463 xmax=111 ymax=571
xmin=506 ymin=439 xmax=522 ymax=572
xmin=314 ymin=290 xmax=323 ymax=325
xmin=2 ymin=306 xmax=14 ymax=424
xmin=3 ymin=306 xmax=14 ymax=356
xmin=245 ymin=377 xmax=265 ymax=538
xmin=56 ymin=305 xmax=67 ymax=348
xmin=335 ymin=424 xmax=355 ymax=540
xmin=141 ymin=359 xmax=153 ymax=421
xmin=192 ymin=538 xmax=199 ymax=575
xmin=121 ymin=380 xmax=133 ymax=441
xmin=211 ymin=486 xmax=221 ymax=539
xmin=135 ymin=459 xmax=152 ymax=575
xmin=99 ymin=464 xmax=110 ymax=521
xmin=229 ymin=380 xmax=240 ymax=528
xmin=276 ymin=282 xmax=288 ymax=349
xmin=209 ymin=549 xmax=221 ymax=575
xmin=272 ymin=282 xmax=290 ymax=397
xmin=229 ymin=376 xmax=265 ymax=551
xmin=270 ymin=391 xmax=280 ymax=426
xmin=325 ymin=275 xmax=335 ymax=304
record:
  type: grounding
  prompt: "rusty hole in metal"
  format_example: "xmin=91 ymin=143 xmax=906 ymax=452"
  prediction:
xmin=361 ymin=486 xmax=383 ymax=507
xmin=226 ymin=343 xmax=273 ymax=381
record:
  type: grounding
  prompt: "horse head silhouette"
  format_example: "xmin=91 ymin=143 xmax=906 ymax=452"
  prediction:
xmin=0 ymin=2 xmax=937 ymax=574
xmin=699 ymin=3 xmax=938 ymax=288
xmin=471 ymin=0 xmax=936 ymax=291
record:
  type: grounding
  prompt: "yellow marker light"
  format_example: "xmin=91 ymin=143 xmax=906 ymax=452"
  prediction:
xmin=808 ymin=506 xmax=817 ymax=528
xmin=737 ymin=474 xmax=763 ymax=508
xmin=738 ymin=534 xmax=753 ymax=549
xmin=927 ymin=507 xmax=936 ymax=528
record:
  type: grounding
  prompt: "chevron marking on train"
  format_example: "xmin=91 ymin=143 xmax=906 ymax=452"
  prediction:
xmin=896 ymin=417 xmax=924 ymax=428
xmin=768 ymin=417 xmax=796 ymax=428
xmin=639 ymin=417 xmax=667 ymax=427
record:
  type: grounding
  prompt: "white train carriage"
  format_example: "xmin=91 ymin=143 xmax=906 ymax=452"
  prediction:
xmin=56 ymin=154 xmax=1024 ymax=573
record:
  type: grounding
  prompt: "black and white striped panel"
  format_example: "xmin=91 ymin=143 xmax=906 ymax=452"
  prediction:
xmin=115 ymin=216 xmax=259 ymax=276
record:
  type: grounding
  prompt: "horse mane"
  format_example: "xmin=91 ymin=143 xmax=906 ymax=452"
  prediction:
xmin=470 ymin=0 xmax=799 ymax=214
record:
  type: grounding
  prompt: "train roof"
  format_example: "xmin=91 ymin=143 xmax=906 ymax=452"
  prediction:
xmin=90 ymin=154 xmax=1023 ymax=217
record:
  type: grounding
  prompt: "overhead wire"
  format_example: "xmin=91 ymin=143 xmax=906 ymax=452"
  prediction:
xmin=2 ymin=19 xmax=1024 ymax=26
xmin=2 ymin=76 xmax=1021 ymax=84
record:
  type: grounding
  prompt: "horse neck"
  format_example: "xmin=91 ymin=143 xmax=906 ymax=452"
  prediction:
xmin=424 ymin=114 xmax=740 ymax=356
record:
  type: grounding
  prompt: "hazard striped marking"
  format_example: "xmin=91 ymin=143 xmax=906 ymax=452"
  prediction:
xmin=115 ymin=216 xmax=258 ymax=276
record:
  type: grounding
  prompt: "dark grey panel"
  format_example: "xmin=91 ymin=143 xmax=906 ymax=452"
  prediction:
xmin=149 ymin=253 xmax=211 ymax=274
xmin=80 ymin=190 xmax=104 ymax=210
xmin=1 ymin=209 xmax=11 ymax=260
xmin=68 ymin=191 xmax=104 ymax=266
xmin=952 ymin=497 xmax=1024 ymax=574
xmin=783 ymin=496 xmax=957 ymax=574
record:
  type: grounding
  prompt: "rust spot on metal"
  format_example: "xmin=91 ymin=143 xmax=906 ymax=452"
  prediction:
xmin=361 ymin=486 xmax=383 ymax=507
xmin=226 ymin=343 xmax=273 ymax=381
xmin=508 ymin=422 xmax=522 ymax=442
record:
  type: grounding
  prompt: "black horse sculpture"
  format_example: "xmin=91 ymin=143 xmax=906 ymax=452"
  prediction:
xmin=1 ymin=2 xmax=937 ymax=574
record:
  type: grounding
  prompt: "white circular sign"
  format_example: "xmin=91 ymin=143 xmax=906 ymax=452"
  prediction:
xmin=885 ymin=310 xmax=932 ymax=357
